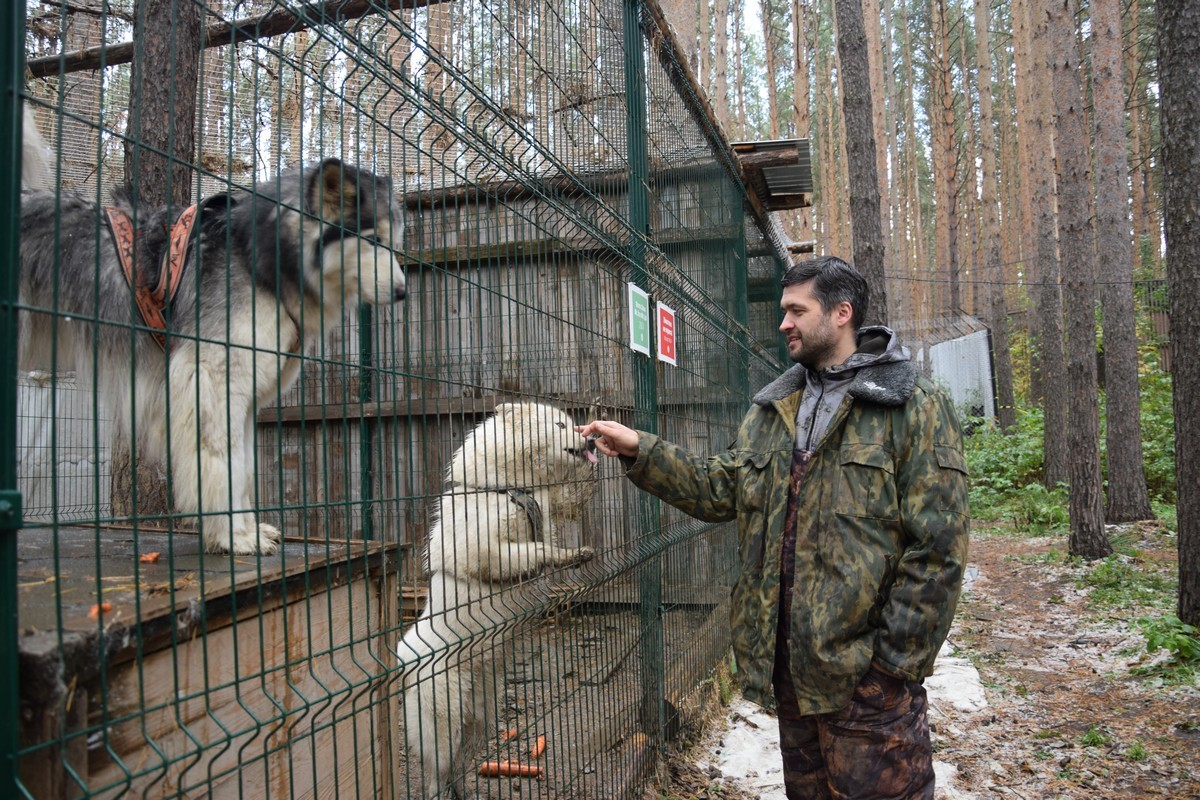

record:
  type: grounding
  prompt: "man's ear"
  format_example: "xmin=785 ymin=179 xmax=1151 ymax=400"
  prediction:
xmin=834 ymin=300 xmax=855 ymax=327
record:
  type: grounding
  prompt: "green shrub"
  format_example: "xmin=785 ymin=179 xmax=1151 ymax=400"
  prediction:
xmin=1137 ymin=615 xmax=1200 ymax=663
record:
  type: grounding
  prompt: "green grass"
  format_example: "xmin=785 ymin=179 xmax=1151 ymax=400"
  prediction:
xmin=1125 ymin=741 xmax=1148 ymax=762
xmin=1081 ymin=725 xmax=1110 ymax=747
xmin=1077 ymin=555 xmax=1176 ymax=614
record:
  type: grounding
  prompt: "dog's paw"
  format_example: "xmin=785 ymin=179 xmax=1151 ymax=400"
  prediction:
xmin=227 ymin=521 xmax=281 ymax=555
xmin=559 ymin=546 xmax=595 ymax=568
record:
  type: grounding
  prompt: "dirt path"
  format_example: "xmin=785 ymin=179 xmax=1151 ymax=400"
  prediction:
xmin=934 ymin=525 xmax=1199 ymax=798
xmin=654 ymin=525 xmax=1200 ymax=799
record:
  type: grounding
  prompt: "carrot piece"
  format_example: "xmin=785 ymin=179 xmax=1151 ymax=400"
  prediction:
xmin=500 ymin=727 xmax=519 ymax=742
xmin=88 ymin=602 xmax=113 ymax=619
xmin=478 ymin=761 xmax=543 ymax=778
xmin=139 ymin=552 xmax=161 ymax=563
xmin=529 ymin=735 xmax=546 ymax=760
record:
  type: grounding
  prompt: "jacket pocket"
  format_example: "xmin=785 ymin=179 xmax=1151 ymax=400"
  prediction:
xmin=737 ymin=452 xmax=773 ymax=571
xmin=835 ymin=443 xmax=899 ymax=521
xmin=738 ymin=452 xmax=773 ymax=512
xmin=934 ymin=444 xmax=969 ymax=514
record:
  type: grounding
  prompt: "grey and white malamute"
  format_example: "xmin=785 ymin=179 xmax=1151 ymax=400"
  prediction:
xmin=18 ymin=118 xmax=407 ymax=554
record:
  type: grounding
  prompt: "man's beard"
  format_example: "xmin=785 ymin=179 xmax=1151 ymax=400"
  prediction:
xmin=789 ymin=315 xmax=839 ymax=368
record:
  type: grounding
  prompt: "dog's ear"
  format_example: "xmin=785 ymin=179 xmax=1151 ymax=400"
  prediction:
xmin=493 ymin=402 xmax=519 ymax=417
xmin=310 ymin=158 xmax=360 ymax=225
xmin=197 ymin=191 xmax=236 ymax=219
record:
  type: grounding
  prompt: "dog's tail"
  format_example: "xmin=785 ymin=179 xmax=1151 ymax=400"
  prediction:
xmin=21 ymin=102 xmax=53 ymax=191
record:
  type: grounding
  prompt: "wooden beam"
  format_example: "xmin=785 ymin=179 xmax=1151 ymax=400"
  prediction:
xmin=26 ymin=0 xmax=451 ymax=79
xmin=256 ymin=392 xmax=607 ymax=425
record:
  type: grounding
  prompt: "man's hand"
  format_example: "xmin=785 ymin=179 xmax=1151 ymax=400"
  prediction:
xmin=574 ymin=420 xmax=640 ymax=458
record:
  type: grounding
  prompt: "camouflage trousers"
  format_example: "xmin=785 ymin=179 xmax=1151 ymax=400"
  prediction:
xmin=772 ymin=640 xmax=935 ymax=799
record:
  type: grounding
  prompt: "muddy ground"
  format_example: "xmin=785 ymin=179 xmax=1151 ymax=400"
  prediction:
xmin=650 ymin=523 xmax=1200 ymax=799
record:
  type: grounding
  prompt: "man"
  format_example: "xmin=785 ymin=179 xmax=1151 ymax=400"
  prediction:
xmin=577 ymin=256 xmax=969 ymax=799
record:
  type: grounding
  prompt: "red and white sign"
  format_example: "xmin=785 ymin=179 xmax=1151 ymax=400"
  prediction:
xmin=656 ymin=302 xmax=677 ymax=366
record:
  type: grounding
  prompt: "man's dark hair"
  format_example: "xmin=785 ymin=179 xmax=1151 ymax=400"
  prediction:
xmin=780 ymin=256 xmax=870 ymax=329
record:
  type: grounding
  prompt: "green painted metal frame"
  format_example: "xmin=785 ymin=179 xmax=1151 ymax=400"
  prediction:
xmin=0 ymin=2 xmax=26 ymax=795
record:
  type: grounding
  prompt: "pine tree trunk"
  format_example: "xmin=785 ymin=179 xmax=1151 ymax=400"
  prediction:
xmin=1157 ymin=0 xmax=1200 ymax=626
xmin=425 ymin=4 xmax=455 ymax=166
xmin=833 ymin=0 xmax=889 ymax=324
xmin=931 ymin=0 xmax=960 ymax=315
xmin=793 ymin=0 xmax=814 ymax=243
xmin=900 ymin=0 xmax=928 ymax=323
xmin=733 ymin=0 xmax=747 ymax=135
xmin=863 ymin=0 xmax=889 ymax=254
xmin=762 ymin=0 xmax=782 ymax=137
xmin=961 ymin=27 xmax=980 ymax=316
xmin=817 ymin=29 xmax=847 ymax=256
xmin=115 ymin=0 xmax=203 ymax=522
xmin=1013 ymin=0 xmax=1044 ymax=400
xmin=1046 ymin=0 xmax=1110 ymax=558
xmin=714 ymin=0 xmax=731 ymax=127
xmin=998 ymin=46 xmax=1020 ymax=276
xmin=1092 ymin=0 xmax=1154 ymax=522
xmin=974 ymin=0 xmax=1016 ymax=430
xmin=882 ymin=0 xmax=904 ymax=320
xmin=1026 ymin=0 xmax=1070 ymax=488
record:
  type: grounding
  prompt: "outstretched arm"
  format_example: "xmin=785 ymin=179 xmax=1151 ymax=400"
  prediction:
xmin=576 ymin=419 xmax=739 ymax=523
xmin=574 ymin=419 xmax=639 ymax=458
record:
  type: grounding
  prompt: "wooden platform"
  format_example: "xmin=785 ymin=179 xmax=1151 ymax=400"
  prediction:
xmin=17 ymin=526 xmax=402 ymax=799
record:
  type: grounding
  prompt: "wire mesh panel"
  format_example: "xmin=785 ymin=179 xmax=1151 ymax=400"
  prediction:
xmin=7 ymin=0 xmax=791 ymax=797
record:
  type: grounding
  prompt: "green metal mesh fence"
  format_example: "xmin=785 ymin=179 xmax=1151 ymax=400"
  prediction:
xmin=4 ymin=0 xmax=791 ymax=797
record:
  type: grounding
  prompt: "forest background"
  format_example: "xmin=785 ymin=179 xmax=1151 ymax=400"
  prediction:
xmin=650 ymin=0 xmax=1198 ymax=644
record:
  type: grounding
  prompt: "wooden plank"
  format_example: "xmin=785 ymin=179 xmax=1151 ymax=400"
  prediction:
xmin=16 ymin=525 xmax=395 ymax=771
xmin=663 ymin=596 xmax=732 ymax=739
xmin=26 ymin=0 xmax=453 ymax=79
xmin=83 ymin=579 xmax=398 ymax=798
xmin=550 ymin=582 xmax=725 ymax=612
xmin=255 ymin=390 xmax=742 ymax=426
xmin=255 ymin=391 xmax=614 ymax=425
xmin=579 ymin=626 xmax=641 ymax=686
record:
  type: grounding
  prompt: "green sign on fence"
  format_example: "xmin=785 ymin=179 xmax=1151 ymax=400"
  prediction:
xmin=628 ymin=282 xmax=651 ymax=355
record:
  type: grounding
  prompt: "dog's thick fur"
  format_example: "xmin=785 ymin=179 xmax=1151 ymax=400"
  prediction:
xmin=21 ymin=103 xmax=52 ymax=191
xmin=18 ymin=116 xmax=406 ymax=553
xmin=396 ymin=402 xmax=598 ymax=799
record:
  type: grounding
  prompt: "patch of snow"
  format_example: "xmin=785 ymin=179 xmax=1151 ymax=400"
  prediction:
xmin=926 ymin=640 xmax=989 ymax=714
xmin=695 ymin=698 xmax=787 ymax=799
xmin=933 ymin=761 xmax=977 ymax=799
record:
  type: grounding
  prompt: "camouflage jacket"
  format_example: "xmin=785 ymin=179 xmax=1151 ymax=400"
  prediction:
xmin=625 ymin=356 xmax=969 ymax=714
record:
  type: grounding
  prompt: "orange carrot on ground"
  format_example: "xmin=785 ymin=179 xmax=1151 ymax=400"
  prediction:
xmin=500 ymin=727 xmax=519 ymax=741
xmin=529 ymin=735 xmax=546 ymax=760
xmin=139 ymin=552 xmax=161 ymax=563
xmin=478 ymin=761 xmax=543 ymax=778
xmin=88 ymin=602 xmax=113 ymax=619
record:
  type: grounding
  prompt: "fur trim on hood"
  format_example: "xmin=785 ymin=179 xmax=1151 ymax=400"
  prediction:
xmin=752 ymin=326 xmax=918 ymax=408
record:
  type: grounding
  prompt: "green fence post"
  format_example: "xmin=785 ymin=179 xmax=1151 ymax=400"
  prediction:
xmin=359 ymin=303 xmax=376 ymax=541
xmin=732 ymin=208 xmax=752 ymax=398
xmin=0 ymin=1 xmax=26 ymax=793
xmin=622 ymin=0 xmax=664 ymax=746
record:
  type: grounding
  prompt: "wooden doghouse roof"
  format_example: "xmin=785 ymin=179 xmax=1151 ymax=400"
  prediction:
xmin=731 ymin=139 xmax=813 ymax=211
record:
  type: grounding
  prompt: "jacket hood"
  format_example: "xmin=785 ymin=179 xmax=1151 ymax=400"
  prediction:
xmin=752 ymin=325 xmax=918 ymax=407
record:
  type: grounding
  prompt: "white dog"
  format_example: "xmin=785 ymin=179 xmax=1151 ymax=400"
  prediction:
xmin=396 ymin=402 xmax=599 ymax=799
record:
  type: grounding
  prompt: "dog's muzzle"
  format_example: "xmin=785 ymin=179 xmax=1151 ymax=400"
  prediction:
xmin=569 ymin=436 xmax=601 ymax=465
